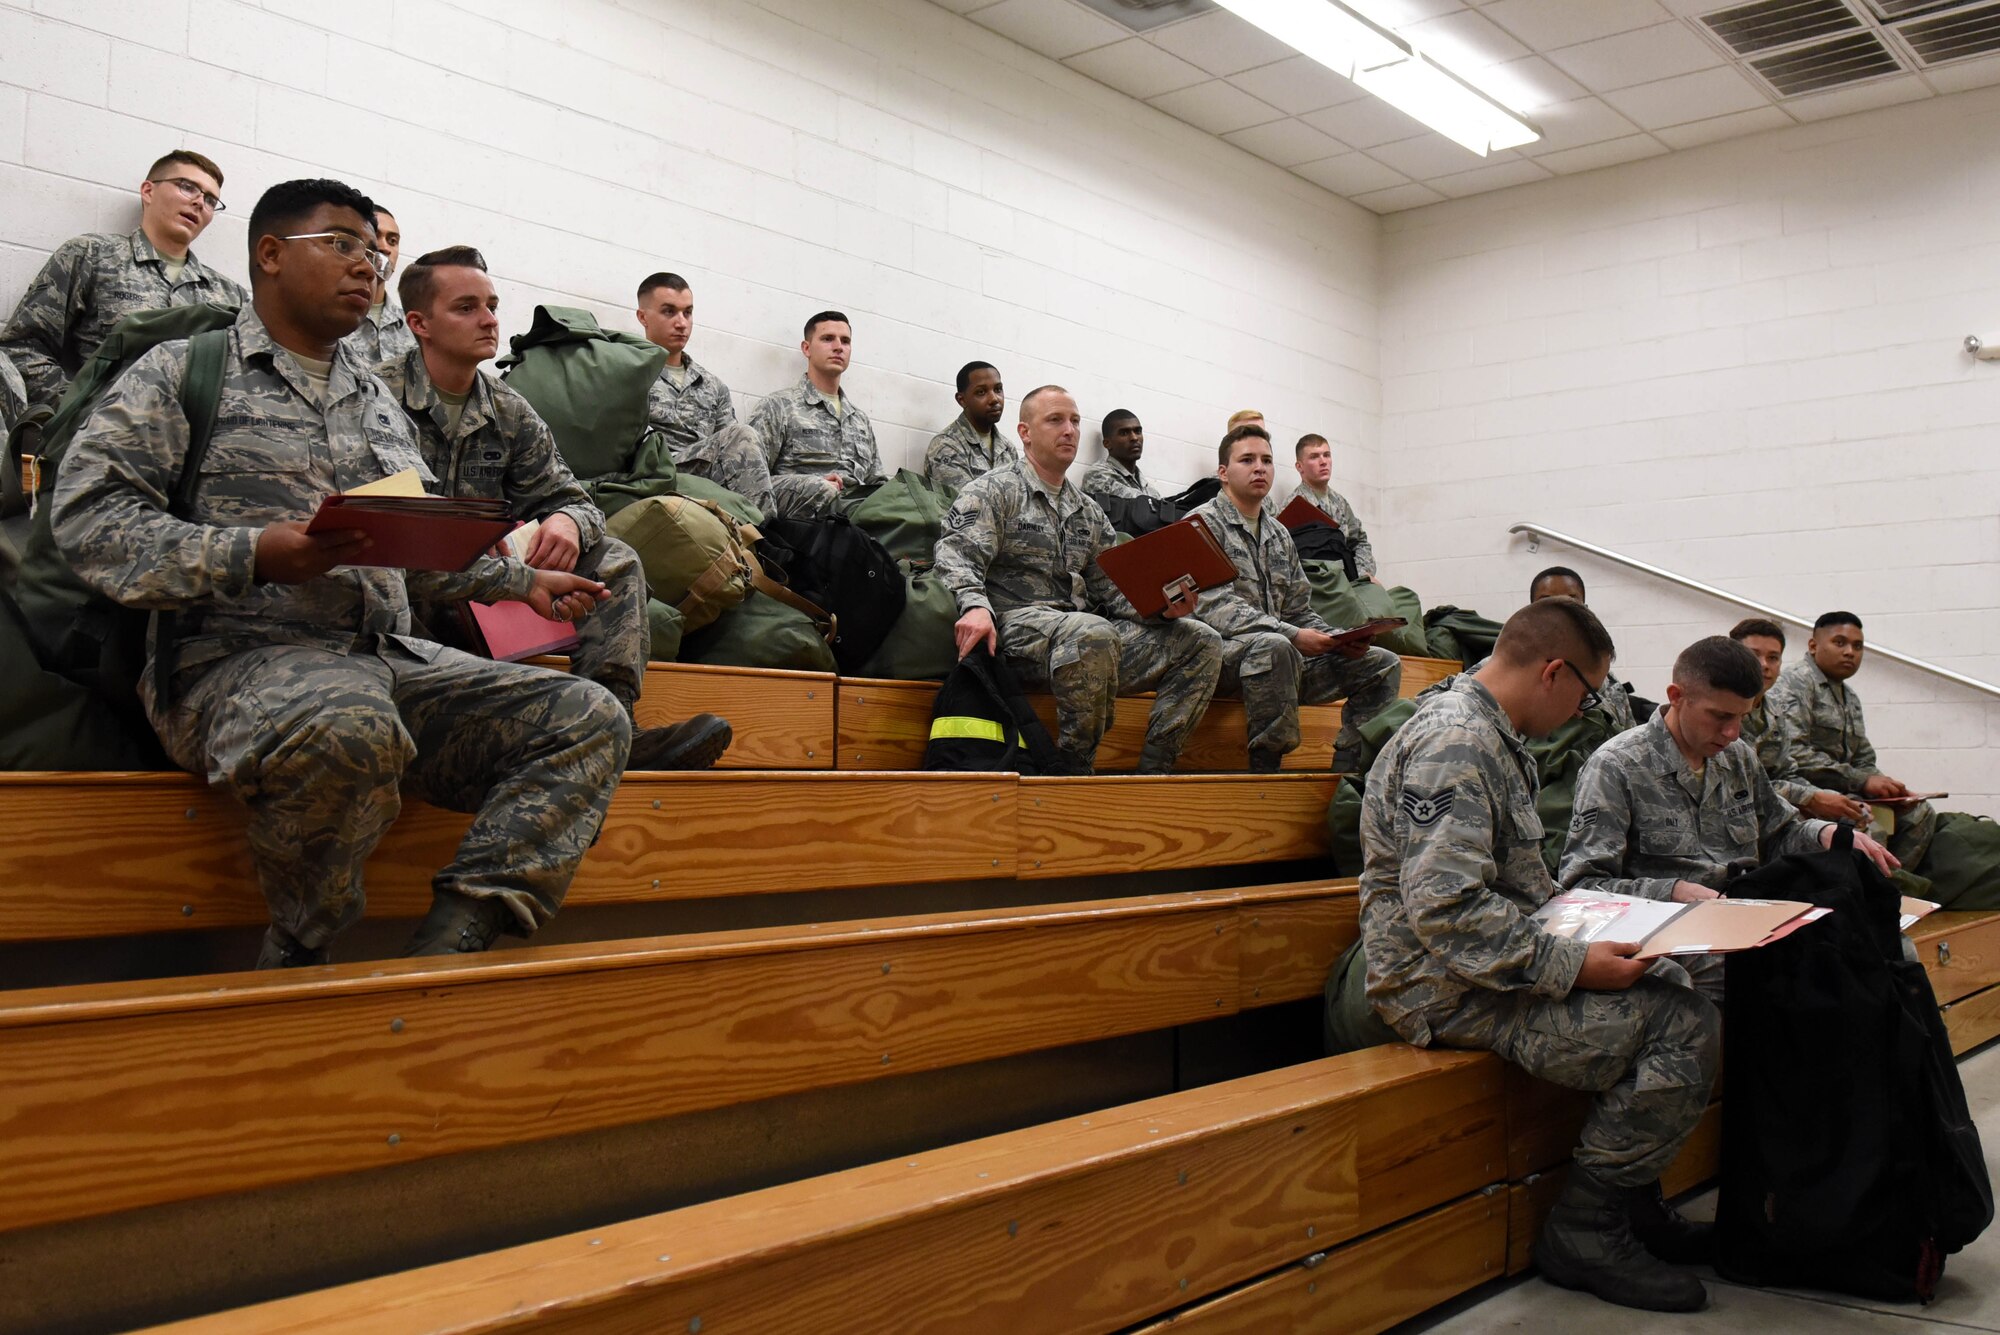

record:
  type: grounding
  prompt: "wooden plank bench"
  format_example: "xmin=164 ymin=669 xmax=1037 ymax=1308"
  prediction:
xmin=141 ymin=1046 xmax=1506 ymax=1335
xmin=1017 ymin=774 xmax=1336 ymax=878
xmin=0 ymin=880 xmax=1359 ymax=1237
xmin=632 ymin=662 xmax=835 ymax=769
xmin=1914 ymin=910 xmax=2000 ymax=1054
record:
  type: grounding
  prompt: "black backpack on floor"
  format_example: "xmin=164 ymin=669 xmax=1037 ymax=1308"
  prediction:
xmin=1715 ymin=827 xmax=1993 ymax=1303
xmin=759 ymin=514 xmax=906 ymax=675
xmin=922 ymin=647 xmax=1058 ymax=774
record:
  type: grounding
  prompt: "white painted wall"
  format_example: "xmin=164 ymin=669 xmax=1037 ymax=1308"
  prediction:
xmin=1379 ymin=88 xmax=2000 ymax=818
xmin=0 ymin=0 xmax=1379 ymax=494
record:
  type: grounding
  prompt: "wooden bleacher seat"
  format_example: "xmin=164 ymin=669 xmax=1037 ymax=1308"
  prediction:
xmin=633 ymin=661 xmax=835 ymax=768
xmin=1914 ymin=909 xmax=2000 ymax=1054
xmin=0 ymin=881 xmax=1358 ymax=1237
xmin=141 ymin=1046 xmax=1507 ymax=1335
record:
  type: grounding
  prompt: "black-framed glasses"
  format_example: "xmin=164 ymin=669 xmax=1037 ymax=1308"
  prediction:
xmin=1559 ymin=659 xmax=1603 ymax=711
xmin=281 ymin=232 xmax=392 ymax=281
xmin=149 ymin=176 xmax=225 ymax=212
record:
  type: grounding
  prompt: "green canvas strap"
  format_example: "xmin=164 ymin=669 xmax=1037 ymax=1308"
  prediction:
xmin=152 ymin=327 xmax=229 ymax=703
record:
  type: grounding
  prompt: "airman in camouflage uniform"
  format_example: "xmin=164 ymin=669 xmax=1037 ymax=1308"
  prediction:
xmin=1187 ymin=432 xmax=1399 ymax=772
xmin=1361 ymin=598 xmax=1719 ymax=1312
xmin=748 ymin=311 xmax=883 ymax=517
xmin=1768 ymin=619 xmax=1936 ymax=866
xmin=0 ymin=349 xmax=23 ymax=439
xmin=1079 ymin=454 xmax=1159 ymax=506
xmin=1282 ymin=479 xmax=1377 ymax=580
xmin=936 ymin=389 xmax=1221 ymax=774
xmin=346 ymin=295 xmax=416 ymax=365
xmin=50 ymin=180 xmax=630 ymax=969
xmin=644 ymin=357 xmax=773 ymax=514
xmin=1741 ymin=697 xmax=1820 ymax=809
xmin=924 ymin=411 xmax=1018 ymax=494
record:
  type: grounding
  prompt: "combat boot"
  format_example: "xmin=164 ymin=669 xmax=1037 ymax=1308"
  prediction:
xmin=1331 ymin=745 xmax=1361 ymax=775
xmin=1536 ymin=1167 xmax=1707 ymax=1312
xmin=1136 ymin=745 xmax=1179 ymax=775
xmin=1248 ymin=747 xmax=1284 ymax=774
xmin=255 ymin=926 xmax=329 ymax=969
xmin=402 ymin=890 xmax=516 ymax=957
xmin=627 ymin=713 xmax=732 ymax=771
xmin=1629 ymin=1178 xmax=1715 ymax=1265
xmin=1045 ymin=748 xmax=1095 ymax=777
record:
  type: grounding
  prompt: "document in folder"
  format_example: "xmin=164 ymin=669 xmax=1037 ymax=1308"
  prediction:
xmin=1093 ymin=515 xmax=1238 ymax=617
xmin=1530 ymin=888 xmax=1815 ymax=958
xmin=1325 ymin=616 xmax=1407 ymax=650
xmin=306 ymin=492 xmax=514 ymax=571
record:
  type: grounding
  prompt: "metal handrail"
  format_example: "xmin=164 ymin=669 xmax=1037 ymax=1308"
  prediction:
xmin=1508 ymin=522 xmax=2000 ymax=702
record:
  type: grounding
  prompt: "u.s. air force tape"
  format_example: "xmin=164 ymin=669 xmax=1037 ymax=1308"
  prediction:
xmin=1399 ymin=788 xmax=1454 ymax=827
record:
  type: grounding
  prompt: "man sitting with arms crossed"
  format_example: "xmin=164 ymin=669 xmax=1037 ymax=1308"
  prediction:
xmin=936 ymin=385 xmax=1221 ymax=775
xmin=1767 ymin=611 xmax=1937 ymax=867
xmin=749 ymin=309 xmax=884 ymax=517
xmin=1360 ymin=597 xmax=1718 ymax=1312
xmin=1190 ymin=423 xmax=1400 ymax=773
xmin=636 ymin=271 xmax=775 ymax=514
xmin=2 ymin=148 xmax=246 ymax=412
xmin=1079 ymin=408 xmax=1161 ymax=512
xmin=1282 ymin=433 xmax=1378 ymax=583
xmin=52 ymin=178 xmax=631 ymax=968
xmin=1730 ymin=617 xmax=1869 ymax=823
xmin=377 ymin=246 xmax=730 ymax=771
xmin=1558 ymin=635 xmax=1898 ymax=1001
xmin=923 ymin=360 xmax=1016 ymax=492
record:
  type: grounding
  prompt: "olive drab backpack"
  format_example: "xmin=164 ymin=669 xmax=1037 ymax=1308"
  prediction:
xmin=496 ymin=305 xmax=666 ymax=481
xmin=7 ymin=306 xmax=236 ymax=762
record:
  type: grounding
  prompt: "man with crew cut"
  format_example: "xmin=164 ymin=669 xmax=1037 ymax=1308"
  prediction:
xmin=637 ymin=271 xmax=775 ymax=514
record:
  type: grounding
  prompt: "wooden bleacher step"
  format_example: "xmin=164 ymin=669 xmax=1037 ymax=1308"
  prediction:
xmin=631 ymin=661 xmax=834 ymax=768
xmin=1914 ymin=910 xmax=2000 ymax=1055
xmin=0 ymin=881 xmax=1359 ymax=1237
xmin=141 ymin=1046 xmax=1506 ymax=1335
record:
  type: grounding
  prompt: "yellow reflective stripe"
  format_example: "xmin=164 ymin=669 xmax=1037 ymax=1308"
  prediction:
xmin=929 ymin=716 xmax=1008 ymax=743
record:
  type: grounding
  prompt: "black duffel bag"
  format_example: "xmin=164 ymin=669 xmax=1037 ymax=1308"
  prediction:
xmin=759 ymin=514 xmax=906 ymax=675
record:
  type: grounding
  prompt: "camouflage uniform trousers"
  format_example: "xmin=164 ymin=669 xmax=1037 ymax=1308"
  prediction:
xmin=154 ymin=638 xmax=631 ymax=954
xmin=769 ymin=470 xmax=841 ymax=519
xmin=672 ymin=422 xmax=776 ymax=517
xmin=1425 ymin=958 xmax=1720 ymax=1187
xmin=998 ymin=606 xmax=1221 ymax=771
xmin=1218 ymin=634 xmax=1401 ymax=765
xmin=1887 ymin=798 xmax=1939 ymax=869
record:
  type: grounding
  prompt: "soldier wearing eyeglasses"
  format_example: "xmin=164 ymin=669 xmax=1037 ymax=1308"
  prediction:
xmin=0 ymin=149 xmax=247 ymax=412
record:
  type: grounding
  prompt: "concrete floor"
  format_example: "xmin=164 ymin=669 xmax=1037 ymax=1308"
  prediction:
xmin=1394 ymin=1042 xmax=2000 ymax=1334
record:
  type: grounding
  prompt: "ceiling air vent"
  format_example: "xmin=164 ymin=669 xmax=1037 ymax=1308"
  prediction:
xmin=1895 ymin=0 xmax=2000 ymax=63
xmin=1702 ymin=0 xmax=1862 ymax=55
xmin=1750 ymin=28 xmax=1903 ymax=91
xmin=1068 ymin=0 xmax=1215 ymax=33
xmin=1863 ymin=0 xmax=1972 ymax=19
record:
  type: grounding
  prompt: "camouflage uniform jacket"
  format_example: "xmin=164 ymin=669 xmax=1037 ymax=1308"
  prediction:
xmin=375 ymin=349 xmax=605 ymax=549
xmin=644 ymin=353 xmax=737 ymax=453
xmin=1743 ymin=696 xmax=1819 ymax=809
xmin=1079 ymin=456 xmax=1159 ymax=506
xmin=1281 ymin=478 xmax=1376 ymax=578
xmin=1558 ymin=709 xmax=1829 ymax=902
xmin=935 ymin=459 xmax=1133 ymax=621
xmin=50 ymin=305 xmax=533 ymax=680
xmin=345 ymin=298 xmax=416 ymax=366
xmin=1188 ymin=494 xmax=1333 ymax=641
xmin=748 ymin=374 xmax=883 ymax=488
xmin=1360 ymin=676 xmax=1589 ymax=1044
xmin=1767 ymin=658 xmax=1878 ymax=792
xmin=923 ymin=412 xmax=1019 ymax=493
xmin=0 ymin=228 xmax=247 ymax=409
xmin=0 ymin=348 xmax=23 ymax=437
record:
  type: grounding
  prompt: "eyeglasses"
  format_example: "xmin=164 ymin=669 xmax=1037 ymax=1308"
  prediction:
xmin=1559 ymin=659 xmax=1604 ymax=712
xmin=280 ymin=232 xmax=393 ymax=281
xmin=149 ymin=176 xmax=225 ymax=213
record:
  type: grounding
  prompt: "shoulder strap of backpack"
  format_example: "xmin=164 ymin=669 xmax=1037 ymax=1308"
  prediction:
xmin=151 ymin=327 xmax=230 ymax=703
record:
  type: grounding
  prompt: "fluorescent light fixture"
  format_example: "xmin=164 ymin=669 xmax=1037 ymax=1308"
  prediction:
xmin=1208 ymin=0 xmax=1540 ymax=156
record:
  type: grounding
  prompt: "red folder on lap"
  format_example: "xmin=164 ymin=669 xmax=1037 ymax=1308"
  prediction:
xmin=1095 ymin=515 xmax=1238 ymax=617
xmin=306 ymin=494 xmax=515 ymax=571
xmin=461 ymin=599 xmax=580 ymax=662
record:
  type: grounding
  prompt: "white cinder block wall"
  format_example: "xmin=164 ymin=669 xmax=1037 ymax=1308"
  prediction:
xmin=1379 ymin=88 xmax=2000 ymax=819
xmin=0 ymin=0 xmax=1380 ymax=496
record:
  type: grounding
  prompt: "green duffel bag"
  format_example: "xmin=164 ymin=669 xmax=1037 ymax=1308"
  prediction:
xmin=646 ymin=599 xmax=685 ymax=664
xmin=1 ymin=585 xmax=169 ymax=769
xmin=1301 ymin=562 xmax=1429 ymax=658
xmin=673 ymin=470 xmax=764 ymax=527
xmin=858 ymin=559 xmax=959 ymax=681
xmin=840 ymin=468 xmax=956 ymax=564
xmin=1323 ymin=697 xmax=1422 ymax=876
xmin=1527 ymin=707 xmax=1620 ymax=874
xmin=1424 ymin=605 xmax=1501 ymax=668
xmin=1916 ymin=811 xmax=2000 ymax=911
xmin=679 ymin=589 xmax=837 ymax=673
xmin=497 ymin=305 xmax=666 ymax=480
xmin=1323 ymin=939 xmax=1400 ymax=1055
xmin=607 ymin=494 xmax=758 ymax=633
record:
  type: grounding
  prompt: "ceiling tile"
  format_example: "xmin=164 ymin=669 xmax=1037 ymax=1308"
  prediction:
xmin=1065 ymin=38 xmax=1207 ymax=100
xmin=1292 ymin=151 xmax=1410 ymax=195
xmin=934 ymin=0 xmax=992 ymax=13
xmin=1921 ymin=51 xmax=2000 ymax=95
xmin=1361 ymin=0 xmax=1475 ymax=22
xmin=1149 ymin=9 xmax=1297 ymax=76
xmin=1602 ymin=64 xmax=1769 ymax=129
xmin=1427 ymin=155 xmax=1556 ymax=197
xmin=1651 ymin=104 xmax=1793 ymax=150
xmin=1477 ymin=0 xmax=1672 ymax=52
xmin=1301 ymin=94 xmax=1431 ymax=148
xmin=1350 ymin=181 xmax=1449 ymax=213
xmin=965 ymin=0 xmax=1129 ymax=61
xmin=1534 ymin=131 xmax=1670 ymax=174
xmin=1514 ymin=96 xmax=1642 ymax=155
xmin=1781 ymin=73 xmax=1931 ymax=123
xmin=1228 ymin=55 xmax=1366 ymax=116
xmin=1222 ymin=117 xmax=1351 ymax=167
xmin=1367 ymin=132 xmax=1493 ymax=180
xmin=1147 ymin=79 xmax=1286 ymax=135
xmin=1478 ymin=53 xmax=1588 ymax=108
xmin=1398 ymin=9 xmax=1531 ymax=69
xmin=1546 ymin=21 xmax=1723 ymax=92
